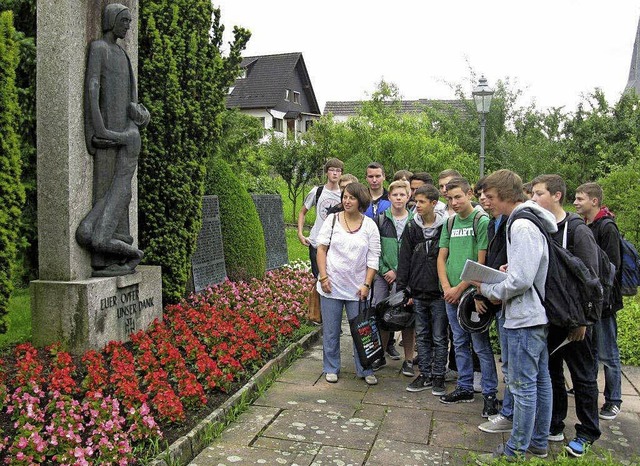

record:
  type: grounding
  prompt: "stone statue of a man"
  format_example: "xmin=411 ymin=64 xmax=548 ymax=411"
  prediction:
xmin=77 ymin=3 xmax=150 ymax=277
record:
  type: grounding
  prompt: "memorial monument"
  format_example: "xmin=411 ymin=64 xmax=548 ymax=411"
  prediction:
xmin=31 ymin=1 xmax=162 ymax=354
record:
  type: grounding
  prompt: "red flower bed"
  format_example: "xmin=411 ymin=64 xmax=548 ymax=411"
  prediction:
xmin=0 ymin=267 xmax=314 ymax=465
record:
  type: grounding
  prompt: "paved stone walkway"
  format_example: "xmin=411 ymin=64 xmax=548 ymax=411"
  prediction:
xmin=190 ymin=323 xmax=640 ymax=465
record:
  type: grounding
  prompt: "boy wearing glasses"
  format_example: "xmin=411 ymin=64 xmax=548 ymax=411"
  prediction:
xmin=297 ymin=158 xmax=344 ymax=277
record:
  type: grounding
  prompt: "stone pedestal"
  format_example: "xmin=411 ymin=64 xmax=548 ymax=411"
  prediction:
xmin=32 ymin=0 xmax=161 ymax=354
xmin=31 ymin=266 xmax=162 ymax=354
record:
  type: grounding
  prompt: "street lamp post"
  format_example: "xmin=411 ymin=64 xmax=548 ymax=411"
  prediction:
xmin=472 ymin=75 xmax=494 ymax=179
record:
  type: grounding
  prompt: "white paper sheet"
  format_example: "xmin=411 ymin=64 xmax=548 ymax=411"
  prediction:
xmin=459 ymin=259 xmax=508 ymax=284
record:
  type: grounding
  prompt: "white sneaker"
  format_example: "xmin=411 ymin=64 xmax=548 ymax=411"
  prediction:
xmin=325 ymin=373 xmax=338 ymax=383
xmin=478 ymin=414 xmax=513 ymax=433
xmin=548 ymin=431 xmax=565 ymax=442
xmin=473 ymin=371 xmax=482 ymax=393
xmin=364 ymin=375 xmax=378 ymax=385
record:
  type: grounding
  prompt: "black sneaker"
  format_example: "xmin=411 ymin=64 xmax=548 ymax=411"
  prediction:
xmin=401 ymin=360 xmax=415 ymax=377
xmin=431 ymin=376 xmax=446 ymax=396
xmin=386 ymin=345 xmax=401 ymax=360
xmin=406 ymin=373 xmax=432 ymax=392
xmin=482 ymin=394 xmax=499 ymax=418
xmin=439 ymin=386 xmax=474 ymax=404
xmin=371 ymin=357 xmax=387 ymax=372
xmin=599 ymin=402 xmax=621 ymax=420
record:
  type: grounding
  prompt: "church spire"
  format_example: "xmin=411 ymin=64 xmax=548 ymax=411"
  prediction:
xmin=626 ymin=16 xmax=640 ymax=94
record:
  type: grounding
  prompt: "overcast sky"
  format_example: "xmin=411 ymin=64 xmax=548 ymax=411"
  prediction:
xmin=214 ymin=1 xmax=640 ymax=113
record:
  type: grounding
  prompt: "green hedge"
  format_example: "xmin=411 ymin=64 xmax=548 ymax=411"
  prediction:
xmin=205 ymin=157 xmax=266 ymax=282
xmin=137 ymin=1 xmax=249 ymax=303
xmin=0 ymin=10 xmax=25 ymax=332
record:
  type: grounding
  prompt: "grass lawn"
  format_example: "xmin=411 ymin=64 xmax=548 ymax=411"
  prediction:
xmin=0 ymin=287 xmax=31 ymax=348
xmin=285 ymin=226 xmax=310 ymax=263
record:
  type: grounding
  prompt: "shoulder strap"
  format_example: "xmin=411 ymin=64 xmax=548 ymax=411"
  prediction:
xmin=446 ymin=215 xmax=455 ymax=236
xmin=472 ymin=209 xmax=488 ymax=237
xmin=315 ymin=185 xmax=324 ymax=205
xmin=328 ymin=213 xmax=337 ymax=247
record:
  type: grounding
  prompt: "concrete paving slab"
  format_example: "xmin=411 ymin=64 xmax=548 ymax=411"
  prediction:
xmin=262 ymin=409 xmax=379 ymax=450
xmin=251 ymin=437 xmax=321 ymax=455
xmin=310 ymin=445 xmax=368 ymax=466
xmin=215 ymin=405 xmax=280 ymax=446
xmin=189 ymin=444 xmax=314 ymax=466
xmin=366 ymin=438 xmax=449 ymax=466
xmin=376 ymin=406 xmax=432 ymax=444
xmin=430 ymin=417 xmax=497 ymax=452
xmin=253 ymin=380 xmax=366 ymax=416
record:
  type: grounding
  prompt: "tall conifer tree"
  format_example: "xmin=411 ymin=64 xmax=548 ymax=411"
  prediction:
xmin=138 ymin=2 xmax=249 ymax=302
xmin=0 ymin=11 xmax=25 ymax=332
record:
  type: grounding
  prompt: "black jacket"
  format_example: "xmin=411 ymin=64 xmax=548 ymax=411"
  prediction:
xmin=486 ymin=215 xmax=507 ymax=271
xmin=396 ymin=218 xmax=443 ymax=300
xmin=589 ymin=216 xmax=624 ymax=315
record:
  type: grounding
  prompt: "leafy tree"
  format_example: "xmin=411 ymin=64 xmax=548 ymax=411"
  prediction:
xmin=563 ymin=89 xmax=640 ymax=184
xmin=138 ymin=1 xmax=250 ymax=303
xmin=263 ymin=136 xmax=322 ymax=223
xmin=211 ymin=109 xmax=278 ymax=194
xmin=0 ymin=10 xmax=26 ymax=332
xmin=302 ymin=80 xmax=476 ymax=183
xmin=599 ymin=154 xmax=640 ymax=245
xmin=205 ymin=157 xmax=266 ymax=281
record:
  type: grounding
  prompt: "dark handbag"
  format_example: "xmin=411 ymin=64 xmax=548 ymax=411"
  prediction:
xmin=376 ymin=290 xmax=415 ymax=332
xmin=349 ymin=299 xmax=384 ymax=368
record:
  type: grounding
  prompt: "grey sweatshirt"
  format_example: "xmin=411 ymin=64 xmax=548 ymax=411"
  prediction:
xmin=480 ymin=201 xmax=558 ymax=329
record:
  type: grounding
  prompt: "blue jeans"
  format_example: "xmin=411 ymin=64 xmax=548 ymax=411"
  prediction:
xmin=548 ymin=325 xmax=600 ymax=442
xmin=320 ymin=296 xmax=374 ymax=378
xmin=445 ymin=302 xmax=498 ymax=395
xmin=504 ymin=325 xmax=552 ymax=456
xmin=414 ymin=298 xmax=448 ymax=377
xmin=593 ymin=315 xmax=622 ymax=405
xmin=497 ymin=314 xmax=514 ymax=419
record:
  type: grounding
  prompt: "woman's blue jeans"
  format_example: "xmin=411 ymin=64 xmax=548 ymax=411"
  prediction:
xmin=320 ymin=296 xmax=374 ymax=378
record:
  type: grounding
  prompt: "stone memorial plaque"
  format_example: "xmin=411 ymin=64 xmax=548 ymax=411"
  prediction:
xmin=32 ymin=266 xmax=163 ymax=354
xmin=192 ymin=195 xmax=227 ymax=292
xmin=251 ymin=194 xmax=288 ymax=270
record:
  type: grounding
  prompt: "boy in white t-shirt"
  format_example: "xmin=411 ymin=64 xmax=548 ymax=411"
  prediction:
xmin=297 ymin=158 xmax=344 ymax=277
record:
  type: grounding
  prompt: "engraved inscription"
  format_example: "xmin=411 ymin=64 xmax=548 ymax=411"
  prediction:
xmin=251 ymin=194 xmax=288 ymax=270
xmin=192 ymin=196 xmax=227 ymax=292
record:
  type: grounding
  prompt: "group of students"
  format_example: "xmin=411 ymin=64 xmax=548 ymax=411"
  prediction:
xmin=297 ymin=159 xmax=625 ymax=463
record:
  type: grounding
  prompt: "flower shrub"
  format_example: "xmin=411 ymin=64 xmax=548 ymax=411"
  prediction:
xmin=0 ymin=267 xmax=314 ymax=464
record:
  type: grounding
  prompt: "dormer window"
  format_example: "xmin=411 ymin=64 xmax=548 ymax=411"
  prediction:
xmin=285 ymin=89 xmax=292 ymax=101
xmin=293 ymin=91 xmax=300 ymax=104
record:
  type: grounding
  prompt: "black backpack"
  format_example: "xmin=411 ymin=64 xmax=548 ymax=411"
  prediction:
xmin=507 ymin=208 xmax=603 ymax=328
xmin=600 ymin=218 xmax=640 ymax=296
xmin=565 ymin=214 xmax=616 ymax=312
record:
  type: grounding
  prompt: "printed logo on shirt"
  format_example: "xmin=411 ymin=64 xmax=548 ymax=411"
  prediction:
xmin=451 ymin=227 xmax=475 ymax=238
xmin=318 ymin=198 xmax=339 ymax=220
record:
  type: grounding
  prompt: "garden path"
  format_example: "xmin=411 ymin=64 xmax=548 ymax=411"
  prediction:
xmin=189 ymin=322 xmax=640 ymax=465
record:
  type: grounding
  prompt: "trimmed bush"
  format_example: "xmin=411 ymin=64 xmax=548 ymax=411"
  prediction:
xmin=137 ymin=1 xmax=250 ymax=303
xmin=0 ymin=10 xmax=25 ymax=332
xmin=205 ymin=157 xmax=266 ymax=282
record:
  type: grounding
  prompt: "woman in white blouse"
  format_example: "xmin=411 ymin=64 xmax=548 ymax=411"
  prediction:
xmin=316 ymin=183 xmax=381 ymax=385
